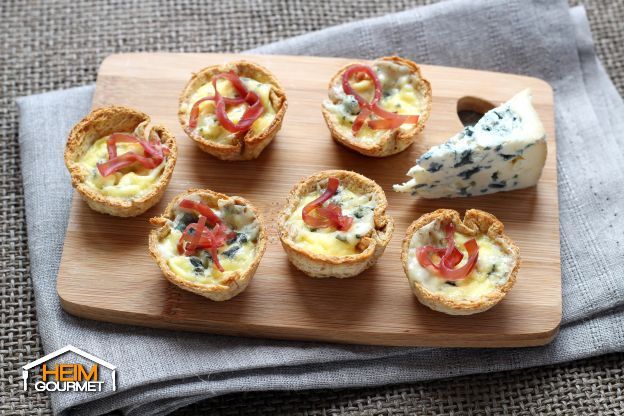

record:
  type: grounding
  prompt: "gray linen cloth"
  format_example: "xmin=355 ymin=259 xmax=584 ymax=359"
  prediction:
xmin=16 ymin=0 xmax=624 ymax=415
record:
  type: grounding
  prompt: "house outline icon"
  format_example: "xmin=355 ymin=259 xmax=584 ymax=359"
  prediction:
xmin=22 ymin=345 xmax=117 ymax=391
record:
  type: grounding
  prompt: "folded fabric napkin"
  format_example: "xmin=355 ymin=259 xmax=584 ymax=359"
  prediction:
xmin=17 ymin=0 xmax=624 ymax=414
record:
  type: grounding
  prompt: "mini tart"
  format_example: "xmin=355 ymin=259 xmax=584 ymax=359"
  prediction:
xmin=178 ymin=60 xmax=287 ymax=161
xmin=64 ymin=106 xmax=177 ymax=217
xmin=278 ymin=170 xmax=394 ymax=278
xmin=149 ymin=189 xmax=267 ymax=301
xmin=402 ymin=209 xmax=520 ymax=315
xmin=322 ymin=56 xmax=432 ymax=157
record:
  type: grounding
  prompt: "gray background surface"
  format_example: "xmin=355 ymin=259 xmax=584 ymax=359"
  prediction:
xmin=2 ymin=0 xmax=623 ymax=415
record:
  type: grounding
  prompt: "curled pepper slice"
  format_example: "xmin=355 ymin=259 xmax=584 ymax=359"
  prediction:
xmin=97 ymin=151 xmax=162 ymax=177
xmin=341 ymin=64 xmax=419 ymax=135
xmin=178 ymin=199 xmax=223 ymax=227
xmin=188 ymin=72 xmax=265 ymax=133
xmin=302 ymin=177 xmax=353 ymax=231
xmin=97 ymin=132 xmax=169 ymax=177
xmin=416 ymin=222 xmax=479 ymax=280
xmin=176 ymin=216 xmax=235 ymax=273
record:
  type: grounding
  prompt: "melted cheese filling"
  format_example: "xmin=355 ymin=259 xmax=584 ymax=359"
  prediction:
xmin=407 ymin=220 xmax=514 ymax=301
xmin=284 ymin=186 xmax=376 ymax=256
xmin=323 ymin=60 xmax=428 ymax=145
xmin=180 ymin=77 xmax=276 ymax=145
xmin=78 ymin=136 xmax=165 ymax=199
xmin=157 ymin=197 xmax=260 ymax=284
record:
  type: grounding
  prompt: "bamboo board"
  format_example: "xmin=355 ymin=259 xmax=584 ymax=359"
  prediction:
xmin=57 ymin=53 xmax=561 ymax=347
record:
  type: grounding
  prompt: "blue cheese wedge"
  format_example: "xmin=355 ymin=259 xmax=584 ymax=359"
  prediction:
xmin=394 ymin=89 xmax=546 ymax=198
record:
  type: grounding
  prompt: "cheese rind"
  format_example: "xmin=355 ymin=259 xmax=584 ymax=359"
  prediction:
xmin=394 ymin=89 xmax=546 ymax=198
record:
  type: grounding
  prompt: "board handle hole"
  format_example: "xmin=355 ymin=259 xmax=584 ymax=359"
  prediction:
xmin=456 ymin=96 xmax=495 ymax=127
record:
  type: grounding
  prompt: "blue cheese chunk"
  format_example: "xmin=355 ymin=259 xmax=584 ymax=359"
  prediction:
xmin=394 ymin=89 xmax=547 ymax=198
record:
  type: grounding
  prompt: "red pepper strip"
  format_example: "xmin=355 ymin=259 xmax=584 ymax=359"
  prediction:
xmin=96 ymin=152 xmax=162 ymax=177
xmin=178 ymin=199 xmax=223 ymax=227
xmin=195 ymin=224 xmax=235 ymax=251
xmin=439 ymin=239 xmax=479 ymax=280
xmin=342 ymin=65 xmax=380 ymax=135
xmin=215 ymin=90 xmax=264 ymax=133
xmin=107 ymin=133 xmax=169 ymax=160
xmin=367 ymin=114 xmax=419 ymax=130
xmin=314 ymin=204 xmax=354 ymax=231
xmin=188 ymin=72 xmax=264 ymax=133
xmin=302 ymin=177 xmax=353 ymax=231
xmin=352 ymin=108 xmax=371 ymax=135
xmin=177 ymin=219 xmax=231 ymax=272
xmin=188 ymin=96 xmax=246 ymax=129
xmin=202 ymin=223 xmax=231 ymax=272
xmin=341 ymin=64 xmax=420 ymax=134
xmin=342 ymin=65 xmax=382 ymax=105
xmin=368 ymin=103 xmax=419 ymax=130
xmin=416 ymin=222 xmax=479 ymax=280
xmin=212 ymin=74 xmax=264 ymax=133
xmin=98 ymin=133 xmax=169 ymax=177
xmin=427 ymin=246 xmax=463 ymax=269
xmin=187 ymin=215 xmax=207 ymax=255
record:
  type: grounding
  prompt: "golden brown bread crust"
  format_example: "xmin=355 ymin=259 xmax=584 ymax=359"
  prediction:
xmin=178 ymin=60 xmax=287 ymax=161
xmin=401 ymin=209 xmax=520 ymax=315
xmin=149 ymin=189 xmax=267 ymax=301
xmin=64 ymin=106 xmax=178 ymax=217
xmin=277 ymin=170 xmax=394 ymax=278
xmin=321 ymin=56 xmax=432 ymax=157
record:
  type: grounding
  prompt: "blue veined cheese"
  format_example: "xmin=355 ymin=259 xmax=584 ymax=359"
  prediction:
xmin=394 ymin=89 xmax=547 ymax=198
xmin=157 ymin=196 xmax=260 ymax=283
xmin=283 ymin=185 xmax=376 ymax=256
xmin=179 ymin=77 xmax=276 ymax=145
xmin=406 ymin=219 xmax=515 ymax=301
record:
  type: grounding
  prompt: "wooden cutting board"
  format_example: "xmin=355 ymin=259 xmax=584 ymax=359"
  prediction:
xmin=57 ymin=53 xmax=561 ymax=347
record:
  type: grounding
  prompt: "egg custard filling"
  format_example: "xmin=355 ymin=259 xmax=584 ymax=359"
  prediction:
xmin=407 ymin=219 xmax=514 ymax=301
xmin=180 ymin=72 xmax=277 ymax=145
xmin=156 ymin=196 xmax=260 ymax=283
xmin=78 ymin=132 xmax=169 ymax=199
xmin=324 ymin=60 xmax=428 ymax=145
xmin=283 ymin=177 xmax=376 ymax=257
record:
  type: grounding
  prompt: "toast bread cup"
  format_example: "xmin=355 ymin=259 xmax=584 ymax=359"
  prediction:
xmin=322 ymin=56 xmax=432 ymax=157
xmin=149 ymin=189 xmax=267 ymax=301
xmin=278 ymin=170 xmax=394 ymax=278
xmin=179 ymin=60 xmax=287 ymax=161
xmin=402 ymin=209 xmax=520 ymax=315
xmin=64 ymin=106 xmax=177 ymax=217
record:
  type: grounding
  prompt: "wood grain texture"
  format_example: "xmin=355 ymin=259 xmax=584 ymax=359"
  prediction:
xmin=57 ymin=53 xmax=561 ymax=347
